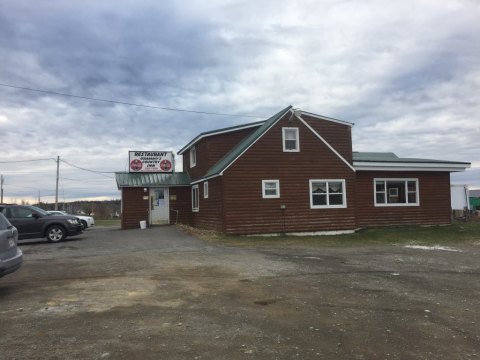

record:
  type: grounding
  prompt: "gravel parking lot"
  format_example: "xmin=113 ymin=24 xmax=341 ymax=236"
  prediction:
xmin=1 ymin=225 xmax=479 ymax=359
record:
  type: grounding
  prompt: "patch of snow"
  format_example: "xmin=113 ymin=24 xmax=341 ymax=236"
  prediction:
xmin=404 ymin=245 xmax=462 ymax=252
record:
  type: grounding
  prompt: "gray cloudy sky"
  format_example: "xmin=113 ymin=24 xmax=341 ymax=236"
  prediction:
xmin=0 ymin=0 xmax=479 ymax=204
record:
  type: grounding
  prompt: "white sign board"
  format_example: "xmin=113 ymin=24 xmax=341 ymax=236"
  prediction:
xmin=129 ymin=151 xmax=174 ymax=173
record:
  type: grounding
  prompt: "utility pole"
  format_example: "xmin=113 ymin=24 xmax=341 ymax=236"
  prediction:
xmin=0 ymin=175 xmax=4 ymax=203
xmin=55 ymin=155 xmax=59 ymax=210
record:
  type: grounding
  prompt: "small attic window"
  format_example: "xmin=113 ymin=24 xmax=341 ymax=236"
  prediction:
xmin=190 ymin=146 xmax=196 ymax=168
xmin=282 ymin=128 xmax=299 ymax=152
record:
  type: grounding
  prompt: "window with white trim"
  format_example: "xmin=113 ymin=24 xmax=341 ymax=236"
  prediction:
xmin=262 ymin=180 xmax=280 ymax=198
xmin=190 ymin=146 xmax=196 ymax=168
xmin=374 ymin=179 xmax=419 ymax=206
xmin=192 ymin=185 xmax=199 ymax=211
xmin=282 ymin=127 xmax=299 ymax=152
xmin=310 ymin=180 xmax=346 ymax=208
xmin=204 ymin=181 xmax=209 ymax=199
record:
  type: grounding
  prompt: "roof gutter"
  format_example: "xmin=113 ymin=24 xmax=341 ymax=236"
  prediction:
xmin=190 ymin=173 xmax=222 ymax=185
xmin=354 ymin=161 xmax=471 ymax=172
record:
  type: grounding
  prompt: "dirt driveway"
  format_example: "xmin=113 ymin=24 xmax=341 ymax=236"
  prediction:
xmin=1 ymin=226 xmax=479 ymax=359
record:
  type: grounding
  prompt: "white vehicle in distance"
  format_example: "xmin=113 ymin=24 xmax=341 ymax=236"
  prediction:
xmin=47 ymin=211 xmax=95 ymax=230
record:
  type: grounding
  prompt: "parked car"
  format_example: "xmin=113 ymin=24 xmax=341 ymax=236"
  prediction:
xmin=0 ymin=205 xmax=83 ymax=242
xmin=47 ymin=210 xmax=95 ymax=230
xmin=0 ymin=212 xmax=23 ymax=277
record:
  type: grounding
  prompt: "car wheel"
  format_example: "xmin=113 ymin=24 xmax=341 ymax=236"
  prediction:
xmin=46 ymin=225 xmax=66 ymax=242
xmin=81 ymin=220 xmax=88 ymax=230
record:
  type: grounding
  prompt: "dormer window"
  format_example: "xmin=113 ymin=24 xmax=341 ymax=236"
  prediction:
xmin=190 ymin=146 xmax=196 ymax=168
xmin=282 ymin=128 xmax=299 ymax=152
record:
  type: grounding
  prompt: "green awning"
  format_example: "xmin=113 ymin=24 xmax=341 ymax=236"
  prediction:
xmin=115 ymin=172 xmax=191 ymax=188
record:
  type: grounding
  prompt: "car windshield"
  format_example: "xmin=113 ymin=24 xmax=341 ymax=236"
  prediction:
xmin=28 ymin=206 xmax=49 ymax=215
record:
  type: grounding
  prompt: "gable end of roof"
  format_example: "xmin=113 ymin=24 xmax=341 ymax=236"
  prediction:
xmin=197 ymin=105 xmax=293 ymax=182
xmin=299 ymin=111 xmax=354 ymax=127
xmin=177 ymin=120 xmax=265 ymax=155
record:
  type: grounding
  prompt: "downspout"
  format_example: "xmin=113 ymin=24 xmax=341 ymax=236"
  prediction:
xmin=464 ymin=185 xmax=470 ymax=211
xmin=221 ymin=176 xmax=227 ymax=233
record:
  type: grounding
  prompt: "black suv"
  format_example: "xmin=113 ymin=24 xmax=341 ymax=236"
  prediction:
xmin=0 ymin=205 xmax=83 ymax=242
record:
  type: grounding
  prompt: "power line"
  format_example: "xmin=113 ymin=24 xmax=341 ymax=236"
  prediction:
xmin=59 ymin=159 xmax=115 ymax=178
xmin=62 ymin=177 xmax=114 ymax=186
xmin=62 ymin=177 xmax=113 ymax=182
xmin=3 ymin=184 xmax=42 ymax=190
xmin=0 ymin=158 xmax=56 ymax=164
xmin=0 ymin=157 xmax=115 ymax=179
xmin=0 ymin=82 xmax=265 ymax=119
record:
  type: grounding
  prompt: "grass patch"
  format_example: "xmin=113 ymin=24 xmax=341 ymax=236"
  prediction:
xmin=178 ymin=219 xmax=480 ymax=248
xmin=95 ymin=219 xmax=121 ymax=227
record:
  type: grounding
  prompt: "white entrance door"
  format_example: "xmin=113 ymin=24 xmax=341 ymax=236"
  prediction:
xmin=150 ymin=188 xmax=169 ymax=225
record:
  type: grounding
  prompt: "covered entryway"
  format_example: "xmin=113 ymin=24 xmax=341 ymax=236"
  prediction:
xmin=115 ymin=172 xmax=191 ymax=230
xmin=150 ymin=188 xmax=169 ymax=225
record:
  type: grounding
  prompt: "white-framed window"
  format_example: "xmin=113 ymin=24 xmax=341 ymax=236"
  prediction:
xmin=190 ymin=146 xmax=196 ymax=168
xmin=374 ymin=178 xmax=419 ymax=206
xmin=192 ymin=184 xmax=199 ymax=211
xmin=262 ymin=180 xmax=280 ymax=198
xmin=310 ymin=179 xmax=346 ymax=208
xmin=204 ymin=181 xmax=209 ymax=199
xmin=282 ymin=127 xmax=299 ymax=152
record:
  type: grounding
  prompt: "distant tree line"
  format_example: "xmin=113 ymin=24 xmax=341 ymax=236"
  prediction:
xmin=36 ymin=200 xmax=121 ymax=220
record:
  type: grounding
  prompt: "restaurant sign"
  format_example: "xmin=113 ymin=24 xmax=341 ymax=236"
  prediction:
xmin=128 ymin=151 xmax=174 ymax=173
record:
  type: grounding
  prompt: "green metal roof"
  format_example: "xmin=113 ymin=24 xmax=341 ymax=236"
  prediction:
xmin=199 ymin=105 xmax=293 ymax=181
xmin=353 ymin=152 xmax=398 ymax=162
xmin=115 ymin=172 xmax=191 ymax=188
xmin=353 ymin=152 xmax=470 ymax=165
xmin=177 ymin=120 xmax=266 ymax=155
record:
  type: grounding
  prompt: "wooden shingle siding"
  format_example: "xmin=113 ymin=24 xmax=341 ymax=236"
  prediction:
xmin=184 ymin=127 xmax=258 ymax=181
xmin=121 ymin=187 xmax=149 ymax=229
xmin=355 ymin=171 xmax=452 ymax=227
xmin=191 ymin=177 xmax=224 ymax=231
xmin=302 ymin=114 xmax=353 ymax=163
xmin=221 ymin=113 xmax=356 ymax=234
xmin=169 ymin=187 xmax=192 ymax=225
